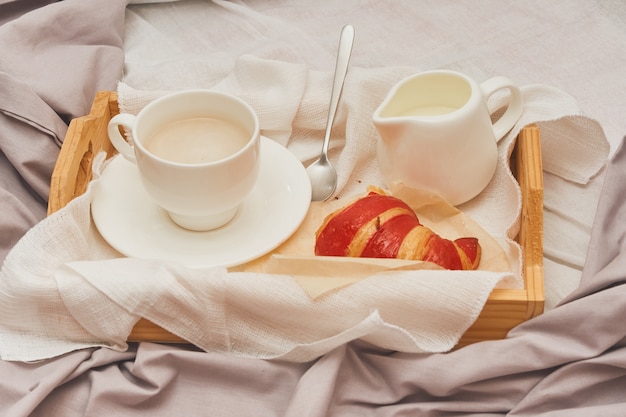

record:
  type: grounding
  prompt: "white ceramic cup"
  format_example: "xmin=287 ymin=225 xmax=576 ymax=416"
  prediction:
xmin=107 ymin=90 xmax=261 ymax=231
xmin=373 ymin=70 xmax=523 ymax=206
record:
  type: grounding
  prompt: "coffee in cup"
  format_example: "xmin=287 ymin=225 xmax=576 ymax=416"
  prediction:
xmin=107 ymin=89 xmax=261 ymax=231
xmin=143 ymin=116 xmax=250 ymax=164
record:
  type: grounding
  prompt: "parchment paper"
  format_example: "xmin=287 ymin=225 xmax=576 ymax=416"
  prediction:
xmin=237 ymin=184 xmax=512 ymax=299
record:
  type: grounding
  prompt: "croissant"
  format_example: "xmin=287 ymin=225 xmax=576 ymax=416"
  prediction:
xmin=314 ymin=188 xmax=481 ymax=270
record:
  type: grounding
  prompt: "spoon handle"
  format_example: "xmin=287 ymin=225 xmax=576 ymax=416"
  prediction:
xmin=322 ymin=24 xmax=355 ymax=156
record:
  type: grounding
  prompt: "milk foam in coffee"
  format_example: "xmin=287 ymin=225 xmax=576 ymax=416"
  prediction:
xmin=145 ymin=117 xmax=250 ymax=164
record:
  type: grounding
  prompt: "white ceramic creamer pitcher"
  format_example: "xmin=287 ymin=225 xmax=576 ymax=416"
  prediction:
xmin=373 ymin=70 xmax=523 ymax=206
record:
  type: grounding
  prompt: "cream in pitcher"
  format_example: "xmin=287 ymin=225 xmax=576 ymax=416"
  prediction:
xmin=373 ymin=70 xmax=523 ymax=206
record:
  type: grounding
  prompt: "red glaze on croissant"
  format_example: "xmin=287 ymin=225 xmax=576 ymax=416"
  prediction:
xmin=314 ymin=189 xmax=481 ymax=270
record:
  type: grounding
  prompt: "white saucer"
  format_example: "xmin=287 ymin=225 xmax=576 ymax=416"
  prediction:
xmin=91 ymin=137 xmax=312 ymax=268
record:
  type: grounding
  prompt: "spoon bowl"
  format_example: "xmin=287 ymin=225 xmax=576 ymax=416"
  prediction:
xmin=306 ymin=24 xmax=355 ymax=201
xmin=307 ymin=154 xmax=337 ymax=201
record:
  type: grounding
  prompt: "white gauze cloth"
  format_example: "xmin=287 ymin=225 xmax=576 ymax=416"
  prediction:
xmin=0 ymin=52 xmax=609 ymax=362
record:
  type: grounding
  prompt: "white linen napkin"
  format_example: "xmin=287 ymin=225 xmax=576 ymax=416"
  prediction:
xmin=0 ymin=56 xmax=609 ymax=362
xmin=0 ymin=157 xmax=507 ymax=361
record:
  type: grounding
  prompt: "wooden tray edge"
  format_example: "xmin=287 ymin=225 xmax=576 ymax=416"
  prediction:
xmin=48 ymin=91 xmax=119 ymax=215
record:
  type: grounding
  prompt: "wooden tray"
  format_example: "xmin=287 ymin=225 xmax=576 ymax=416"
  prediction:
xmin=49 ymin=91 xmax=544 ymax=348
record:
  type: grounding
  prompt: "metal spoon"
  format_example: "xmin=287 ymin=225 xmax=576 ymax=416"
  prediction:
xmin=306 ymin=24 xmax=355 ymax=201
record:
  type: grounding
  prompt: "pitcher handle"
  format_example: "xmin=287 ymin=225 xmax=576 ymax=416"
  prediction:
xmin=480 ymin=76 xmax=524 ymax=142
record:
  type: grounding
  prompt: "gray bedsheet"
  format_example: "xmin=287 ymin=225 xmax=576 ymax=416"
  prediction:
xmin=0 ymin=0 xmax=126 ymax=263
xmin=1 ymin=1 xmax=625 ymax=416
